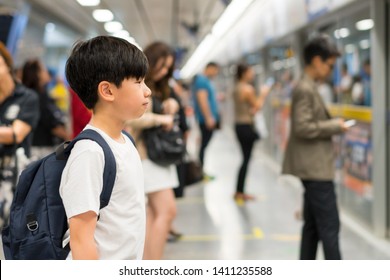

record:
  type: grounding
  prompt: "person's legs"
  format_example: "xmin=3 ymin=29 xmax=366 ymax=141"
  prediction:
xmin=300 ymin=180 xmax=319 ymax=259
xmin=143 ymin=188 xmax=177 ymax=260
xmin=313 ymin=181 xmax=341 ymax=260
xmin=198 ymin=124 xmax=214 ymax=167
xmin=235 ymin=125 xmax=256 ymax=198
xmin=300 ymin=180 xmax=341 ymax=260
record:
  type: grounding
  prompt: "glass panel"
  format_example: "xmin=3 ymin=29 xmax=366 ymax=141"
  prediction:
xmin=311 ymin=8 xmax=374 ymax=227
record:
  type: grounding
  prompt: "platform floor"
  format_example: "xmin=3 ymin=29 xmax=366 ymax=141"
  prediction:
xmin=165 ymin=127 xmax=390 ymax=260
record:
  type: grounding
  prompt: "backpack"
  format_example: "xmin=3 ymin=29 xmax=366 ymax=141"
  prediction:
xmin=1 ymin=129 xmax=134 ymax=260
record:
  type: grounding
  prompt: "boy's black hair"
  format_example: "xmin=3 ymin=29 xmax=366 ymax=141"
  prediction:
xmin=303 ymin=34 xmax=340 ymax=65
xmin=65 ymin=36 xmax=148 ymax=109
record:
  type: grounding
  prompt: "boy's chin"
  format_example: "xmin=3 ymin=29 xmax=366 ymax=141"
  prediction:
xmin=132 ymin=111 xmax=146 ymax=119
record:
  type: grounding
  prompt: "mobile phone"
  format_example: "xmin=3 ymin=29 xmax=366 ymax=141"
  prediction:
xmin=265 ymin=77 xmax=275 ymax=87
xmin=344 ymin=119 xmax=357 ymax=127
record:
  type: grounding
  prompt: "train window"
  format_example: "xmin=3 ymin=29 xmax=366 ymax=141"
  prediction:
xmin=315 ymin=10 xmax=373 ymax=107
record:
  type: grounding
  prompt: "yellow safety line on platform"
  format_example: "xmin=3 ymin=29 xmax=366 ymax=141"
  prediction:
xmin=253 ymin=227 xmax=264 ymax=239
xmin=179 ymin=227 xmax=266 ymax=242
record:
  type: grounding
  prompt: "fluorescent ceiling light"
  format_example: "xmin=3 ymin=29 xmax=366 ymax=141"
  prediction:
xmin=356 ymin=19 xmax=374 ymax=31
xmin=104 ymin=21 xmax=123 ymax=33
xmin=181 ymin=0 xmax=255 ymax=78
xmin=113 ymin=30 xmax=130 ymax=39
xmin=180 ymin=34 xmax=215 ymax=79
xmin=92 ymin=9 xmax=114 ymax=22
xmin=77 ymin=0 xmax=100 ymax=6
xmin=334 ymin=28 xmax=350 ymax=39
xmin=212 ymin=0 xmax=255 ymax=38
xmin=359 ymin=39 xmax=370 ymax=49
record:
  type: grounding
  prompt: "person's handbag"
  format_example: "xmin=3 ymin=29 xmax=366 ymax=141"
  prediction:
xmin=254 ymin=111 xmax=268 ymax=139
xmin=183 ymin=159 xmax=203 ymax=186
xmin=143 ymin=123 xmax=185 ymax=166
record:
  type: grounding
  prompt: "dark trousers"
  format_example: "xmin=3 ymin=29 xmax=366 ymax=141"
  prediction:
xmin=235 ymin=124 xmax=258 ymax=193
xmin=300 ymin=180 xmax=341 ymax=260
xmin=199 ymin=124 xmax=214 ymax=167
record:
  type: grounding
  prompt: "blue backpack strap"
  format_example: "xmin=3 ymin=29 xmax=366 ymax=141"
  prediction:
xmin=62 ymin=129 xmax=116 ymax=209
xmin=121 ymin=130 xmax=136 ymax=147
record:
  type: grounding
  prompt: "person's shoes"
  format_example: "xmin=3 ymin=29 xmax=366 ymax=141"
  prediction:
xmin=242 ymin=193 xmax=255 ymax=201
xmin=203 ymin=173 xmax=216 ymax=182
xmin=234 ymin=192 xmax=255 ymax=204
xmin=167 ymin=230 xmax=182 ymax=242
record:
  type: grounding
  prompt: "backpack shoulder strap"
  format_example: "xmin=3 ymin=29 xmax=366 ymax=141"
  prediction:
xmin=121 ymin=130 xmax=136 ymax=147
xmin=63 ymin=129 xmax=116 ymax=209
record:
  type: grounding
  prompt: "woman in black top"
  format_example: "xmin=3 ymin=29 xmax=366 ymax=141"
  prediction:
xmin=22 ymin=59 xmax=70 ymax=159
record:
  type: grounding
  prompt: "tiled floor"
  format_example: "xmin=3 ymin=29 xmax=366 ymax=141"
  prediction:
xmin=165 ymin=127 xmax=390 ymax=260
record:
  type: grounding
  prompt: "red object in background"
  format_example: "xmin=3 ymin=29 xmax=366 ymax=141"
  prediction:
xmin=69 ymin=88 xmax=92 ymax=139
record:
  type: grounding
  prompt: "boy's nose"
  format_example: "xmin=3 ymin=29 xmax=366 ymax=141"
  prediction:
xmin=144 ymin=85 xmax=152 ymax=97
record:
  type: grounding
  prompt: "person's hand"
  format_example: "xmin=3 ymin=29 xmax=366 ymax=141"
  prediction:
xmin=158 ymin=114 xmax=174 ymax=131
xmin=259 ymin=85 xmax=271 ymax=98
xmin=338 ymin=118 xmax=349 ymax=132
xmin=162 ymin=98 xmax=179 ymax=115
xmin=205 ymin=116 xmax=216 ymax=130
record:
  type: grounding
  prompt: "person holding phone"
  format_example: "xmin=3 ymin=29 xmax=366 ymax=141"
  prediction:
xmin=282 ymin=34 xmax=349 ymax=260
xmin=233 ymin=63 xmax=270 ymax=201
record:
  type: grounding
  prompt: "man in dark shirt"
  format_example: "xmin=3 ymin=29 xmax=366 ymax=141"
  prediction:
xmin=0 ymin=43 xmax=39 ymax=158
xmin=0 ymin=42 xmax=39 ymax=225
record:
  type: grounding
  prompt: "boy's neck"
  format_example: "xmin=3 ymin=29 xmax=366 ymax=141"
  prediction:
xmin=89 ymin=115 xmax=125 ymax=143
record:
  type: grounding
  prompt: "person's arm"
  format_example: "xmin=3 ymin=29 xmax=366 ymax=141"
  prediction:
xmin=241 ymin=84 xmax=270 ymax=113
xmin=196 ymin=89 xmax=215 ymax=129
xmin=293 ymin=88 xmax=345 ymax=139
xmin=52 ymin=125 xmax=71 ymax=141
xmin=0 ymin=119 xmax=32 ymax=144
xmin=68 ymin=211 xmax=98 ymax=260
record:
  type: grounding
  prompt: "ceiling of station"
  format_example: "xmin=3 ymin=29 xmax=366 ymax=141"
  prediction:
xmin=26 ymin=0 xmax=229 ymax=62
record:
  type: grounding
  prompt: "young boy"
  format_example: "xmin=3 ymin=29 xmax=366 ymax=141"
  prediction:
xmin=60 ymin=36 xmax=151 ymax=260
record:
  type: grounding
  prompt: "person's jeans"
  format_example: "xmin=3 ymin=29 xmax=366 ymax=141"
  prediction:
xmin=199 ymin=124 xmax=214 ymax=167
xmin=300 ymin=180 xmax=341 ymax=260
xmin=235 ymin=124 xmax=258 ymax=193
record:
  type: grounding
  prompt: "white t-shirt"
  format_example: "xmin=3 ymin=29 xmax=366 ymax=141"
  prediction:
xmin=59 ymin=125 xmax=145 ymax=260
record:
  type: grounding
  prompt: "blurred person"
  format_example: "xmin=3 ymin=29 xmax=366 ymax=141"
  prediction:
xmin=317 ymin=80 xmax=334 ymax=105
xmin=351 ymin=75 xmax=364 ymax=105
xmin=126 ymin=42 xmax=180 ymax=259
xmin=362 ymin=59 xmax=371 ymax=106
xmin=22 ymin=59 xmax=70 ymax=159
xmin=61 ymin=35 xmax=150 ymax=259
xmin=233 ymin=63 xmax=270 ymax=201
xmin=0 ymin=42 xmax=39 ymax=225
xmin=47 ymin=68 xmax=70 ymax=115
xmin=69 ymin=87 xmax=92 ymax=138
xmin=191 ymin=62 xmax=220 ymax=179
xmin=282 ymin=34 xmax=349 ymax=260
xmin=338 ymin=63 xmax=352 ymax=104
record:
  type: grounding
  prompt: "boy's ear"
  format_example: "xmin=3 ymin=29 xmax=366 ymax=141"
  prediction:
xmin=97 ymin=81 xmax=115 ymax=102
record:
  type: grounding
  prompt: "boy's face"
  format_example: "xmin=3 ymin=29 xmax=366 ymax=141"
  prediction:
xmin=112 ymin=77 xmax=151 ymax=120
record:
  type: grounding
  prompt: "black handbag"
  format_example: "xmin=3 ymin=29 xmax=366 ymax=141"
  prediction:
xmin=143 ymin=96 xmax=185 ymax=166
xmin=183 ymin=159 xmax=203 ymax=186
xmin=143 ymin=124 xmax=185 ymax=166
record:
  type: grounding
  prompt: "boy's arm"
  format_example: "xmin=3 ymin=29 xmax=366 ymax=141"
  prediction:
xmin=69 ymin=211 xmax=99 ymax=260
